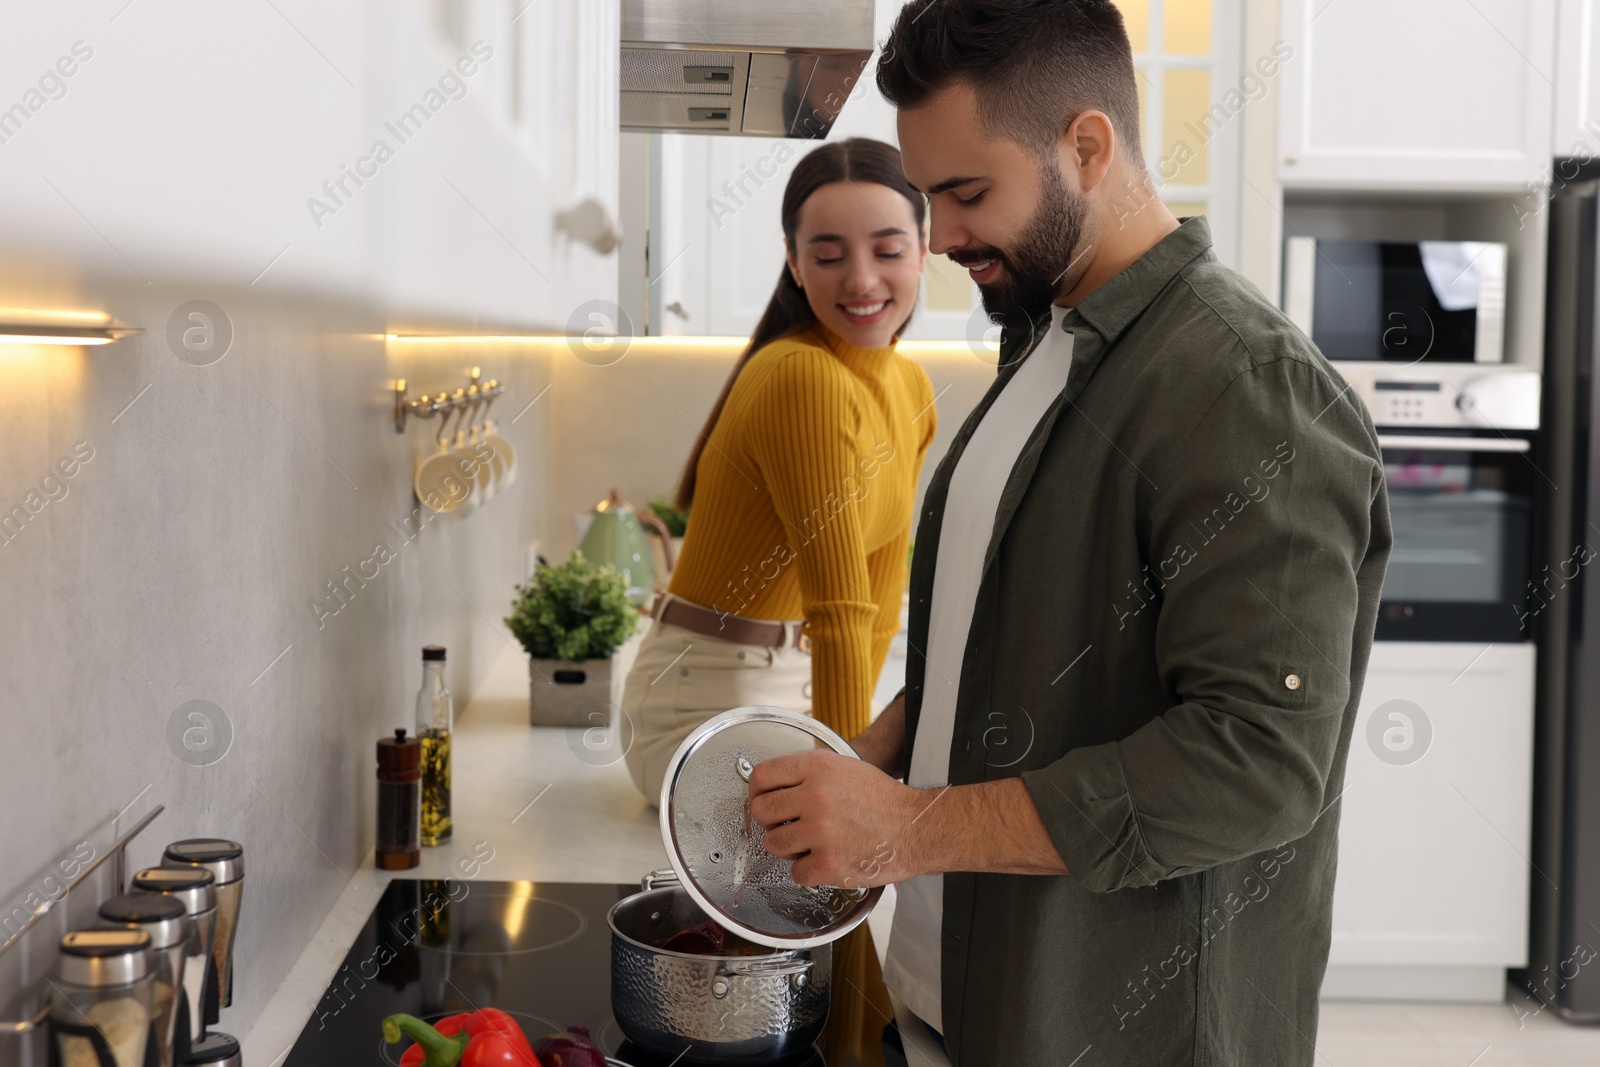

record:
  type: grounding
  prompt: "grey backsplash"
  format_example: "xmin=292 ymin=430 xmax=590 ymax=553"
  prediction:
xmin=0 ymin=282 xmax=553 ymax=1038
xmin=0 ymin=281 xmax=993 ymax=1052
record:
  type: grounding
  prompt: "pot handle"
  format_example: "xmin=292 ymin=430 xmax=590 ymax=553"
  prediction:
xmin=722 ymin=953 xmax=814 ymax=979
xmin=641 ymin=867 xmax=681 ymax=891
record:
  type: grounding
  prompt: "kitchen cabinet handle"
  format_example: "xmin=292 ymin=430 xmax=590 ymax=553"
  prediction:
xmin=557 ymin=198 xmax=622 ymax=255
xmin=1376 ymin=434 xmax=1530 ymax=453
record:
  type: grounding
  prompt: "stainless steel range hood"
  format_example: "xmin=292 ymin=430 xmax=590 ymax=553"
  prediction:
xmin=621 ymin=0 xmax=875 ymax=138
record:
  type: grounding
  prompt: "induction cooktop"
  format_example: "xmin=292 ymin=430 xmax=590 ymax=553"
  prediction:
xmin=282 ymin=879 xmax=845 ymax=1067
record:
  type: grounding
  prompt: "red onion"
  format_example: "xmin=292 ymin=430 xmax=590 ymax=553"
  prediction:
xmin=530 ymin=1025 xmax=607 ymax=1067
xmin=660 ymin=917 xmax=726 ymax=955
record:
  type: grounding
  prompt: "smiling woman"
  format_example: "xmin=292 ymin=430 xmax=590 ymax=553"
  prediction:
xmin=619 ymin=138 xmax=939 ymax=808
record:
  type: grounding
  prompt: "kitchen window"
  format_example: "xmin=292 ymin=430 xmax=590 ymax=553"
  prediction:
xmin=1111 ymin=0 xmax=1245 ymax=268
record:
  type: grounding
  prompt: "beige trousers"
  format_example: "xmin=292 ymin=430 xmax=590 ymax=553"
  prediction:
xmin=621 ymin=610 xmax=813 ymax=807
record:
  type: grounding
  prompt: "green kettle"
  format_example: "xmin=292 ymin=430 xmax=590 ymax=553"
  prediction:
xmin=578 ymin=488 xmax=676 ymax=605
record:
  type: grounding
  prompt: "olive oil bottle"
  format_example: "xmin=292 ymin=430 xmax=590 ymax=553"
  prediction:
xmin=415 ymin=645 xmax=453 ymax=846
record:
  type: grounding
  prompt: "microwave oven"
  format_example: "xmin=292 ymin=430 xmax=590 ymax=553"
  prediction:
xmin=1282 ymin=237 xmax=1507 ymax=363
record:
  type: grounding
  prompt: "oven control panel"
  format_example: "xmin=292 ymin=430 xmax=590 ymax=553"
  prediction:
xmin=1331 ymin=364 xmax=1540 ymax=431
xmin=1369 ymin=381 xmax=1455 ymax=425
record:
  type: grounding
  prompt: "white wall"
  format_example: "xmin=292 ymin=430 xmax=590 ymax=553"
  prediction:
xmin=0 ymin=0 xmax=610 ymax=1045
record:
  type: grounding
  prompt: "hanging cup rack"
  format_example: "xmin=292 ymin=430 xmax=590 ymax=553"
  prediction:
xmin=393 ymin=366 xmax=507 ymax=434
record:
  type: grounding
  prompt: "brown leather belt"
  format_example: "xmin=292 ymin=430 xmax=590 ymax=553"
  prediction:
xmin=650 ymin=593 xmax=811 ymax=652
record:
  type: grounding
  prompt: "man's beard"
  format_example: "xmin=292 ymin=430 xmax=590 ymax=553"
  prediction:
xmin=955 ymin=162 xmax=1088 ymax=352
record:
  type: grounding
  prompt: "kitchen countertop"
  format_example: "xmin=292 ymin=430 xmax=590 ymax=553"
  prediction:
xmin=244 ymin=623 xmax=904 ymax=1066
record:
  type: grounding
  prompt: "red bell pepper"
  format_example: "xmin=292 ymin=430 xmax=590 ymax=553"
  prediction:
xmin=383 ymin=1010 xmax=542 ymax=1067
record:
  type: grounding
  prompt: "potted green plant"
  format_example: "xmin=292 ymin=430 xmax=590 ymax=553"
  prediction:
xmin=647 ymin=497 xmax=688 ymax=538
xmin=506 ymin=551 xmax=640 ymax=727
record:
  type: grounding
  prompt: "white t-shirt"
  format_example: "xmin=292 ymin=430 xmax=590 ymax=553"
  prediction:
xmin=881 ymin=304 xmax=1076 ymax=1033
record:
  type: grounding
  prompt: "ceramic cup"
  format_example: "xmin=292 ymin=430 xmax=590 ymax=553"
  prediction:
xmin=447 ymin=421 xmax=483 ymax=518
xmin=462 ymin=401 xmax=497 ymax=505
xmin=414 ymin=403 xmax=476 ymax=515
xmin=481 ymin=417 xmax=516 ymax=493
xmin=475 ymin=390 xmax=516 ymax=495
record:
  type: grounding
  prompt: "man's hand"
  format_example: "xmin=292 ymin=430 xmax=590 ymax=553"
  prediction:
xmin=749 ymin=750 xmax=1073 ymax=883
xmin=747 ymin=750 xmax=929 ymax=888
xmin=849 ymin=690 xmax=907 ymax=777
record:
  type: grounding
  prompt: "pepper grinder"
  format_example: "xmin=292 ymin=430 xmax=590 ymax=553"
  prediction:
xmin=377 ymin=728 xmax=422 ymax=870
xmin=161 ymin=839 xmax=244 ymax=1009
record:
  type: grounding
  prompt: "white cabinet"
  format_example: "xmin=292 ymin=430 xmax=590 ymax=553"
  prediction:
xmin=651 ymin=133 xmax=793 ymax=337
xmin=1322 ymin=642 xmax=1536 ymax=1002
xmin=1556 ymin=0 xmax=1600 ymax=155
xmin=508 ymin=1 xmax=619 ymax=219
xmin=0 ymin=0 xmax=618 ymax=329
xmin=1279 ymin=0 xmax=1557 ymax=190
xmin=504 ymin=0 xmax=621 ymax=325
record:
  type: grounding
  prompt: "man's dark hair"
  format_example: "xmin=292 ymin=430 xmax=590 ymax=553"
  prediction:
xmin=877 ymin=0 xmax=1144 ymax=166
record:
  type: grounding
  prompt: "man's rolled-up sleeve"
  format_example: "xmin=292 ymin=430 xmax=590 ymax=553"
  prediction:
xmin=1021 ymin=357 xmax=1384 ymax=893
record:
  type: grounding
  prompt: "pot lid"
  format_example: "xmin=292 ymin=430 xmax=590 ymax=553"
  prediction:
xmin=658 ymin=706 xmax=881 ymax=950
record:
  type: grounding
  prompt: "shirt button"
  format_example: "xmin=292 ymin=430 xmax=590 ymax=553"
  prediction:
xmin=681 ymin=667 xmax=690 ymax=676
xmin=1285 ymin=673 xmax=1302 ymax=691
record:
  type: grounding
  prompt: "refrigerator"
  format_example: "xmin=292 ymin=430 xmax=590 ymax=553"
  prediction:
xmin=1527 ymin=167 xmax=1600 ymax=1019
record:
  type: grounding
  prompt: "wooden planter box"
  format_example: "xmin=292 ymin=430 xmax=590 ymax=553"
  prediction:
xmin=528 ymin=656 xmax=615 ymax=727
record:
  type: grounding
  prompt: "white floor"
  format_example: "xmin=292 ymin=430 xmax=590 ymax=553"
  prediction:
xmin=1317 ymin=987 xmax=1600 ymax=1066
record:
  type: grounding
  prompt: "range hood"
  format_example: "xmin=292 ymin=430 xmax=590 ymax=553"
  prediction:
xmin=621 ymin=0 xmax=875 ymax=138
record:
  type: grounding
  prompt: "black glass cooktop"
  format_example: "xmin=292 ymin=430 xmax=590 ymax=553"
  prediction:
xmin=283 ymin=879 xmax=837 ymax=1067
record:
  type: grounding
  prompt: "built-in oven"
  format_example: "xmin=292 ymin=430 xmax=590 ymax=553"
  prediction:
xmin=1324 ymin=364 xmax=1536 ymax=643
xmin=1375 ymin=428 xmax=1536 ymax=642
xmin=1335 ymin=367 xmax=1542 ymax=642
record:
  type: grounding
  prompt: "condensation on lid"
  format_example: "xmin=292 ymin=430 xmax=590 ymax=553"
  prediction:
xmin=660 ymin=706 xmax=881 ymax=951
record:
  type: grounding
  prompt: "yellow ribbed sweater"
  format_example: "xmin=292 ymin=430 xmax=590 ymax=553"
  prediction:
xmin=668 ymin=321 xmax=937 ymax=741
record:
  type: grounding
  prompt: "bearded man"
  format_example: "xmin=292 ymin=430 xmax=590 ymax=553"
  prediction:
xmin=746 ymin=2 xmax=1393 ymax=1064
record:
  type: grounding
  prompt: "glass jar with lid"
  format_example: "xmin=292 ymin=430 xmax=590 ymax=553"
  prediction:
xmin=160 ymin=838 xmax=244 ymax=1008
xmin=98 ymin=893 xmax=190 ymax=1067
xmin=130 ymin=866 xmax=217 ymax=1044
xmin=50 ymin=928 xmax=154 ymax=1067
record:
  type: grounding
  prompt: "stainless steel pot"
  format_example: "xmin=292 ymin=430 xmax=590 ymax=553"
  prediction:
xmin=608 ymin=869 xmax=830 ymax=1063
